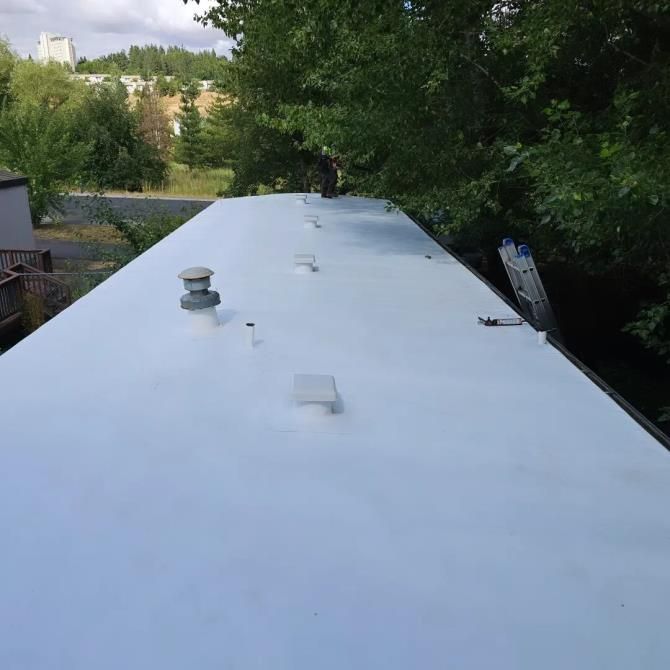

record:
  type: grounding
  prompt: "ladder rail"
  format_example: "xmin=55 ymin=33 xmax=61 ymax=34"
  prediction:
xmin=498 ymin=239 xmax=527 ymax=316
xmin=517 ymin=245 xmax=558 ymax=332
xmin=513 ymin=249 xmax=552 ymax=329
xmin=497 ymin=238 xmax=559 ymax=335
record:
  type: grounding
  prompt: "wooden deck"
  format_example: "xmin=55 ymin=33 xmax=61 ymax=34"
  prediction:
xmin=0 ymin=249 xmax=71 ymax=334
xmin=0 ymin=249 xmax=53 ymax=273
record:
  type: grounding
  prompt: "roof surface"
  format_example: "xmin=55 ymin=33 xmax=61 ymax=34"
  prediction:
xmin=0 ymin=169 xmax=28 ymax=190
xmin=1 ymin=194 xmax=669 ymax=669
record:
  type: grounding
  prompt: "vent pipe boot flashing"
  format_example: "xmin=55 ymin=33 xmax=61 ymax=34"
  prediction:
xmin=178 ymin=266 xmax=221 ymax=333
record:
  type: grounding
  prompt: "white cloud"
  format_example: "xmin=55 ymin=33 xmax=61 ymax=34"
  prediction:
xmin=0 ymin=0 xmax=231 ymax=58
xmin=0 ymin=0 xmax=47 ymax=14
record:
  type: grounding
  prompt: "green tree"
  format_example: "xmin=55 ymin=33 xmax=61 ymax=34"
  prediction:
xmin=0 ymin=38 xmax=17 ymax=105
xmin=75 ymin=43 xmax=227 ymax=79
xmin=0 ymin=104 xmax=85 ymax=224
xmin=174 ymin=81 xmax=203 ymax=168
xmin=9 ymin=59 xmax=86 ymax=110
xmin=201 ymin=93 xmax=231 ymax=167
xmin=73 ymin=80 xmax=167 ymax=190
xmin=0 ymin=44 xmax=86 ymax=223
xmin=155 ymin=74 xmax=179 ymax=97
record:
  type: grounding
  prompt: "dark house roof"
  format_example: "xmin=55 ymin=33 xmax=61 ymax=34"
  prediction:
xmin=0 ymin=169 xmax=29 ymax=191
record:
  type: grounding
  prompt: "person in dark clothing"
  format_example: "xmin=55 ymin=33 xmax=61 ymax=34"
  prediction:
xmin=327 ymin=155 xmax=339 ymax=198
xmin=318 ymin=148 xmax=332 ymax=198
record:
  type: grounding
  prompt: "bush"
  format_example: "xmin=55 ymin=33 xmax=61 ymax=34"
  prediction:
xmin=87 ymin=198 xmax=188 ymax=254
xmin=73 ymin=80 xmax=167 ymax=191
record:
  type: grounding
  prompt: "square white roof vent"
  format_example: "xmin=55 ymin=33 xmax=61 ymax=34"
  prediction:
xmin=294 ymin=253 xmax=316 ymax=273
xmin=293 ymin=374 xmax=337 ymax=403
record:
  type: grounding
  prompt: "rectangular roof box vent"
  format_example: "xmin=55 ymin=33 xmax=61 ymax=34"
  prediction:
xmin=293 ymin=374 xmax=337 ymax=416
xmin=294 ymin=253 xmax=316 ymax=273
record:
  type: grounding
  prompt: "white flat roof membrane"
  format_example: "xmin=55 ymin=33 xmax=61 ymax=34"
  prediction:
xmin=1 ymin=194 xmax=669 ymax=669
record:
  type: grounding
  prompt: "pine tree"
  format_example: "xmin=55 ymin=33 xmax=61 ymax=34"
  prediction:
xmin=201 ymin=93 xmax=231 ymax=167
xmin=174 ymin=81 xmax=203 ymax=168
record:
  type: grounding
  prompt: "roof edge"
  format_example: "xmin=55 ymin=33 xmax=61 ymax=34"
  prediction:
xmin=406 ymin=211 xmax=670 ymax=452
xmin=0 ymin=170 xmax=29 ymax=191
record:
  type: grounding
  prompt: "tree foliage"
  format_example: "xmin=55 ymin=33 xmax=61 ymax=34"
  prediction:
xmin=89 ymin=198 xmax=189 ymax=254
xmin=9 ymin=60 xmax=86 ymax=110
xmin=174 ymin=81 xmax=204 ymax=168
xmin=0 ymin=38 xmax=17 ymax=105
xmin=76 ymin=44 xmax=226 ymax=80
xmin=0 ymin=104 xmax=86 ymax=224
xmin=72 ymin=81 xmax=167 ymax=191
xmin=200 ymin=92 xmax=232 ymax=167
xmin=136 ymin=86 xmax=173 ymax=161
xmin=0 ymin=41 xmax=168 ymax=221
xmin=155 ymin=73 xmax=180 ymax=96
xmin=187 ymin=0 xmax=670 ymax=358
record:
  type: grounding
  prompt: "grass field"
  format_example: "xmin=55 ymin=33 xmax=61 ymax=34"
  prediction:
xmin=146 ymin=164 xmax=234 ymax=198
xmin=109 ymin=163 xmax=233 ymax=199
xmin=35 ymin=223 xmax=127 ymax=245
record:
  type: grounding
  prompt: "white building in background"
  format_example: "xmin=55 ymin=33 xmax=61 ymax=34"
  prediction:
xmin=37 ymin=32 xmax=76 ymax=70
xmin=71 ymin=73 xmax=108 ymax=85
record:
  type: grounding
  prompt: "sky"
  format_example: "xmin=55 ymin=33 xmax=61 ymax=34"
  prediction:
xmin=0 ymin=0 xmax=234 ymax=60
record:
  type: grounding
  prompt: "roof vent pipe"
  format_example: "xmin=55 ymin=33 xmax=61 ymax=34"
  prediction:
xmin=178 ymin=267 xmax=221 ymax=332
xmin=304 ymin=215 xmax=320 ymax=229
xmin=246 ymin=322 xmax=255 ymax=348
xmin=295 ymin=194 xmax=307 ymax=205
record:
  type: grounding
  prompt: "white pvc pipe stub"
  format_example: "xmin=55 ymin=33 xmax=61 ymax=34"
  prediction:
xmin=538 ymin=331 xmax=547 ymax=345
xmin=246 ymin=322 xmax=255 ymax=348
xmin=188 ymin=306 xmax=220 ymax=334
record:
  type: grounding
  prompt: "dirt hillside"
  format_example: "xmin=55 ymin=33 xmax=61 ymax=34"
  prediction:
xmin=131 ymin=91 xmax=220 ymax=119
xmin=162 ymin=91 xmax=219 ymax=118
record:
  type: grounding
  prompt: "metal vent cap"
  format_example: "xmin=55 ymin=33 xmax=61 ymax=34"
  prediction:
xmin=178 ymin=266 xmax=221 ymax=311
xmin=178 ymin=267 xmax=215 ymax=281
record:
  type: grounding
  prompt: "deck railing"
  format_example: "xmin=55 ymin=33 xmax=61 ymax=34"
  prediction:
xmin=0 ymin=250 xmax=71 ymax=325
xmin=16 ymin=263 xmax=71 ymax=317
xmin=0 ymin=270 xmax=22 ymax=323
xmin=0 ymin=249 xmax=53 ymax=273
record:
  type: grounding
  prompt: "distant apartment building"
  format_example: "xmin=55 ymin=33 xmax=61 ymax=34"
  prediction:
xmin=37 ymin=32 xmax=76 ymax=70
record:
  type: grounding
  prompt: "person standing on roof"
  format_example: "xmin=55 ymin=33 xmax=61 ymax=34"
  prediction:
xmin=319 ymin=147 xmax=332 ymax=198
xmin=327 ymin=153 xmax=339 ymax=198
